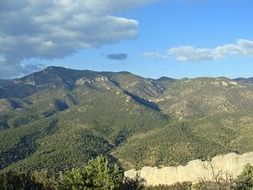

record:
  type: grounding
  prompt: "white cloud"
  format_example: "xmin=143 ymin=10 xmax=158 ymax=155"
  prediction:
xmin=168 ymin=46 xmax=215 ymax=61
xmin=141 ymin=39 xmax=253 ymax=62
xmin=140 ymin=51 xmax=168 ymax=59
xmin=0 ymin=0 xmax=156 ymax=78
xmin=168 ymin=39 xmax=253 ymax=61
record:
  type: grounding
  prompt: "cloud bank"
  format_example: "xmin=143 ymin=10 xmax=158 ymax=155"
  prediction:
xmin=0 ymin=0 xmax=155 ymax=79
xmin=141 ymin=39 xmax=253 ymax=62
xmin=106 ymin=53 xmax=128 ymax=61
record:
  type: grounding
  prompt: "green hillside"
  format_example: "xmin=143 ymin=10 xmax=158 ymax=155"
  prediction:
xmin=0 ymin=67 xmax=253 ymax=172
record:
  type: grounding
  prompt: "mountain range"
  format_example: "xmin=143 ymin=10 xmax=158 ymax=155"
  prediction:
xmin=0 ymin=66 xmax=253 ymax=172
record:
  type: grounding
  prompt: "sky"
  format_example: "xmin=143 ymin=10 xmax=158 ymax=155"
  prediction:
xmin=0 ymin=0 xmax=253 ymax=79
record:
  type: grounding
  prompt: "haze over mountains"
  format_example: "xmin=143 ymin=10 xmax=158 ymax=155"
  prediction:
xmin=0 ymin=67 xmax=253 ymax=172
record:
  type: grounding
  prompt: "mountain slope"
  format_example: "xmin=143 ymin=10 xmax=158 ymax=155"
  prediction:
xmin=0 ymin=67 xmax=253 ymax=172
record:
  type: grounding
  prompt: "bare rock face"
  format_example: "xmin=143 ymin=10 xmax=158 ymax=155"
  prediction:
xmin=124 ymin=152 xmax=253 ymax=186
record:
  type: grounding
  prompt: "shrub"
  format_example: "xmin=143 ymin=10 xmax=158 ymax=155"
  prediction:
xmin=144 ymin=182 xmax=192 ymax=190
xmin=121 ymin=174 xmax=145 ymax=190
xmin=235 ymin=164 xmax=253 ymax=190
xmin=62 ymin=155 xmax=123 ymax=190
xmin=0 ymin=171 xmax=44 ymax=190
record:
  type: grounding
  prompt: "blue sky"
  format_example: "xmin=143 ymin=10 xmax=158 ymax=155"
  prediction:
xmin=1 ymin=0 xmax=253 ymax=79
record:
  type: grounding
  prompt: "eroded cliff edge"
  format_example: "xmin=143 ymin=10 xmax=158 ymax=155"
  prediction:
xmin=124 ymin=152 xmax=253 ymax=186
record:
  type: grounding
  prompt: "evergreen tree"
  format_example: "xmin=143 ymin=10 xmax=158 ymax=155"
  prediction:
xmin=62 ymin=155 xmax=123 ymax=190
xmin=236 ymin=164 xmax=253 ymax=190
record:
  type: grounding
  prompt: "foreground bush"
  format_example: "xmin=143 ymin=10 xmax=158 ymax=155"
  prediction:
xmin=144 ymin=182 xmax=192 ymax=190
xmin=235 ymin=163 xmax=253 ymax=190
xmin=61 ymin=155 xmax=123 ymax=190
xmin=0 ymin=171 xmax=45 ymax=190
xmin=121 ymin=175 xmax=145 ymax=190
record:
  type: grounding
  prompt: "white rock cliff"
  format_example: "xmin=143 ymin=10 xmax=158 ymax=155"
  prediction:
xmin=124 ymin=152 xmax=253 ymax=186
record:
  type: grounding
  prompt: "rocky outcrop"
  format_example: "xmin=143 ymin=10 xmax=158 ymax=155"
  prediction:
xmin=125 ymin=152 xmax=253 ymax=186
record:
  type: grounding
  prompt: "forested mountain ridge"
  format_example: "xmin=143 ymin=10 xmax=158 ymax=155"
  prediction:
xmin=1 ymin=66 xmax=253 ymax=172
